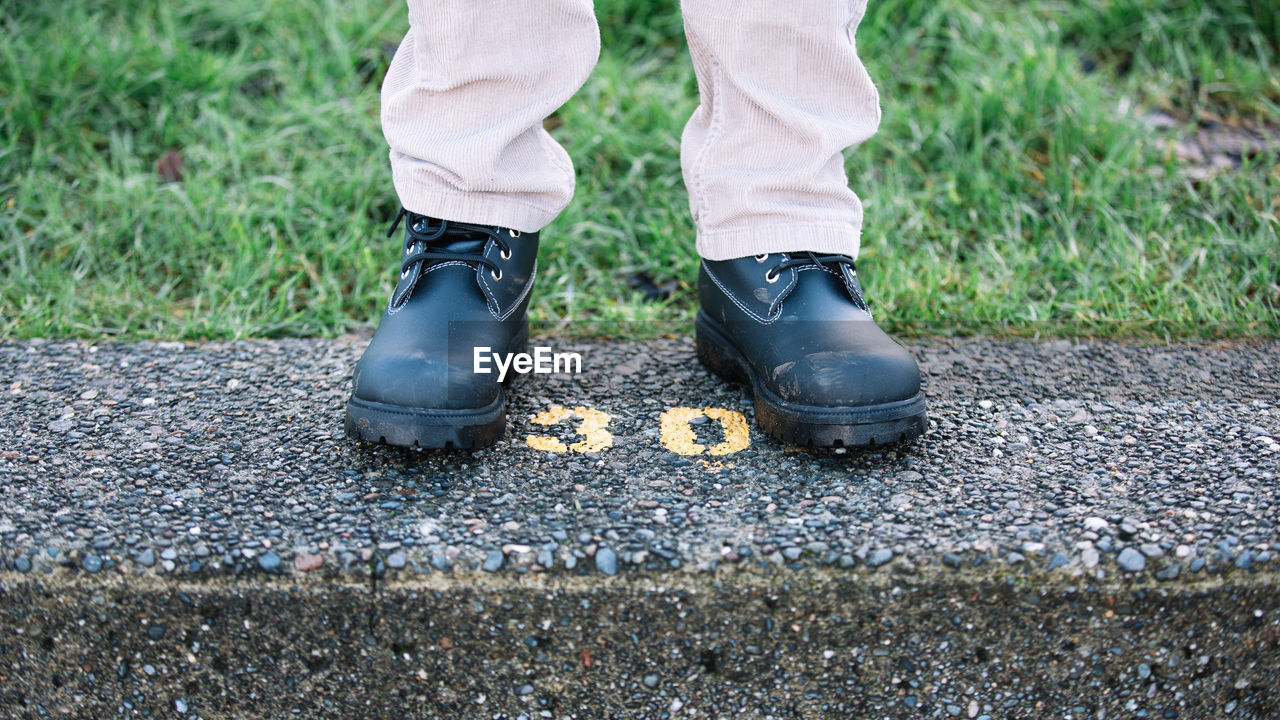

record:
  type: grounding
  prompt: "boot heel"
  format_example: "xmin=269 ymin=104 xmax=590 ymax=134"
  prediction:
xmin=695 ymin=311 xmax=749 ymax=386
xmin=504 ymin=317 xmax=532 ymax=388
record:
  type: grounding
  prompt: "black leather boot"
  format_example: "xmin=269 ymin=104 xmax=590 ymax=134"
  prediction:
xmin=697 ymin=252 xmax=927 ymax=448
xmin=345 ymin=209 xmax=537 ymax=449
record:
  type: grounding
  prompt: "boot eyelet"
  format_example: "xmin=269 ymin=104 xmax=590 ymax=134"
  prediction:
xmin=491 ymin=269 xmax=503 ymax=282
xmin=510 ymin=230 xmax=521 ymax=238
xmin=755 ymin=254 xmax=768 ymax=263
xmin=500 ymin=248 xmax=512 ymax=261
xmin=764 ymin=270 xmax=780 ymax=284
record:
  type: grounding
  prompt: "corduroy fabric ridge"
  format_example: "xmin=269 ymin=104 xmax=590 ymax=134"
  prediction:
xmin=381 ymin=0 xmax=879 ymax=261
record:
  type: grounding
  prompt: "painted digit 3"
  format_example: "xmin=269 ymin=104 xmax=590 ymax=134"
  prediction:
xmin=525 ymin=406 xmax=614 ymax=454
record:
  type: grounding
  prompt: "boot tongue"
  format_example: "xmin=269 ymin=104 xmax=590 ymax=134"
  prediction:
xmin=389 ymin=221 xmax=495 ymax=310
xmin=433 ymin=226 xmax=491 ymax=255
xmin=784 ymin=253 xmax=870 ymax=314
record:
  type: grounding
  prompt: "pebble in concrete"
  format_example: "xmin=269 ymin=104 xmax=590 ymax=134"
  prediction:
xmin=257 ymin=552 xmax=281 ymax=573
xmin=595 ymin=547 xmax=618 ymax=576
xmin=1117 ymin=547 xmax=1146 ymax=572
xmin=482 ymin=551 xmax=504 ymax=573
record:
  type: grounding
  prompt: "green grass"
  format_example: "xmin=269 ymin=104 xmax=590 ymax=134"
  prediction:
xmin=1 ymin=0 xmax=1277 ymax=340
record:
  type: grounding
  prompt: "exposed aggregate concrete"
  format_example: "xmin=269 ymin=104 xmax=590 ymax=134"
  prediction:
xmin=1 ymin=337 xmax=1275 ymax=581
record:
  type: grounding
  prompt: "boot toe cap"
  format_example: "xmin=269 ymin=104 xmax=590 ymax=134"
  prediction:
xmin=351 ymin=352 xmax=499 ymax=411
xmin=768 ymin=345 xmax=921 ymax=407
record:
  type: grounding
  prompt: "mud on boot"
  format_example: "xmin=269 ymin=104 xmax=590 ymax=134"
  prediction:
xmin=697 ymin=252 xmax=927 ymax=448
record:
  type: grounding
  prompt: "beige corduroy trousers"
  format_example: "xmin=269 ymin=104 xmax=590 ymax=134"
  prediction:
xmin=381 ymin=0 xmax=881 ymax=261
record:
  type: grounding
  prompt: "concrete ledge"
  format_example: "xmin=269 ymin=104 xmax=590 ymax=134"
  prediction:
xmin=2 ymin=572 xmax=1277 ymax=717
xmin=2 ymin=337 xmax=1278 ymax=715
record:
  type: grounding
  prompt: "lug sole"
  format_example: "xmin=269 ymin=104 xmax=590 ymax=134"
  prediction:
xmin=344 ymin=321 xmax=529 ymax=450
xmin=695 ymin=311 xmax=927 ymax=449
xmin=345 ymin=394 xmax=508 ymax=450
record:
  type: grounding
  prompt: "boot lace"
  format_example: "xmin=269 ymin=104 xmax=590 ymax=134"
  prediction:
xmin=387 ymin=208 xmax=514 ymax=282
xmin=762 ymin=251 xmax=856 ymax=284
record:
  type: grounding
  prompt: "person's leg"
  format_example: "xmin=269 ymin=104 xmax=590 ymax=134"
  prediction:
xmin=680 ymin=0 xmax=879 ymax=260
xmin=381 ymin=0 xmax=600 ymax=232
xmin=347 ymin=1 xmax=599 ymax=449
xmin=682 ymin=0 xmax=928 ymax=448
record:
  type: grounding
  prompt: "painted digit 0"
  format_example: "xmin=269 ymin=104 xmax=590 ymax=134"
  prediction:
xmin=659 ymin=407 xmax=751 ymax=456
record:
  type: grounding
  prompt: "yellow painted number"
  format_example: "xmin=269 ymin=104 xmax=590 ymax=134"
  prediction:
xmin=526 ymin=406 xmax=614 ymax=454
xmin=659 ymin=407 xmax=751 ymax=456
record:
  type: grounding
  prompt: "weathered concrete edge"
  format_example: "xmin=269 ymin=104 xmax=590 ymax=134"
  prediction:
xmin=3 ymin=562 xmax=1278 ymax=596
xmin=5 ymin=568 xmax=1278 ymax=718
xmin=2 ymin=545 xmax=1273 ymax=584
